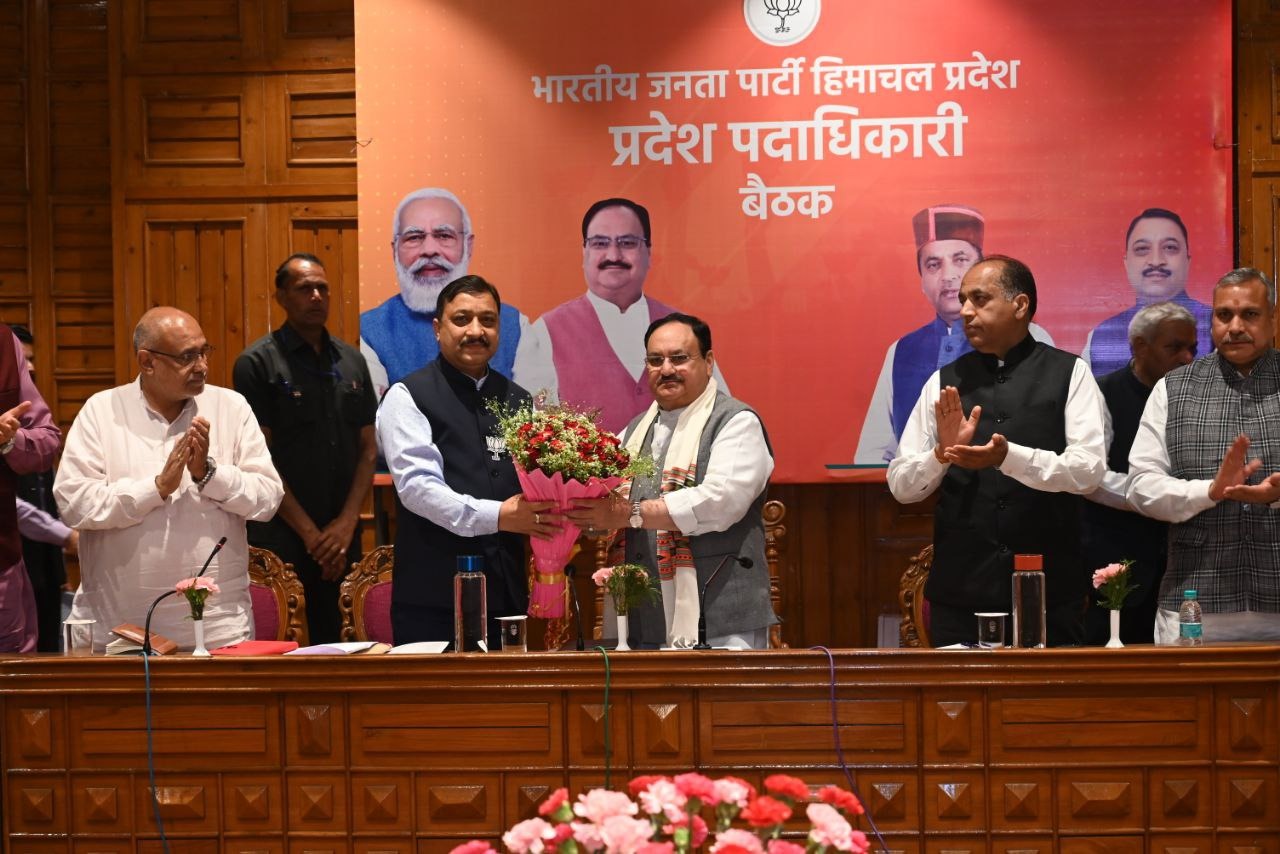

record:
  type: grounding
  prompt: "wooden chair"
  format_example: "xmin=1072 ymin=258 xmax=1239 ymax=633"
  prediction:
xmin=589 ymin=498 xmax=789 ymax=648
xmin=339 ymin=545 xmax=395 ymax=643
xmin=899 ymin=544 xmax=932 ymax=648
xmin=247 ymin=546 xmax=309 ymax=645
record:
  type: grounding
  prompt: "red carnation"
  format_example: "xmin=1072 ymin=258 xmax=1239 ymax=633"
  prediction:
xmin=818 ymin=785 xmax=864 ymax=816
xmin=763 ymin=774 xmax=809 ymax=802
xmin=537 ymin=787 xmax=570 ymax=817
xmin=740 ymin=795 xmax=792 ymax=828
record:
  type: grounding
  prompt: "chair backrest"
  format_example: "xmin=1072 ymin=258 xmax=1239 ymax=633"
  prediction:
xmin=899 ymin=544 xmax=932 ymax=648
xmin=589 ymin=498 xmax=789 ymax=648
xmin=247 ymin=546 xmax=309 ymax=645
xmin=340 ymin=545 xmax=395 ymax=643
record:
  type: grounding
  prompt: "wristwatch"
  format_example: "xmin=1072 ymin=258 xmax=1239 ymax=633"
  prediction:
xmin=629 ymin=501 xmax=643 ymax=529
xmin=196 ymin=456 xmax=217 ymax=490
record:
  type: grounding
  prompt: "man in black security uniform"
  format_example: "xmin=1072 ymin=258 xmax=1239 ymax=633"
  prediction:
xmin=887 ymin=256 xmax=1108 ymax=647
xmin=376 ymin=275 xmax=557 ymax=648
xmin=1083 ymin=301 xmax=1197 ymax=644
xmin=233 ymin=253 xmax=378 ymax=642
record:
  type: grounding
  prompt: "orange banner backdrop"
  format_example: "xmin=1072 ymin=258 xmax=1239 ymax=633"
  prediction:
xmin=355 ymin=0 xmax=1232 ymax=483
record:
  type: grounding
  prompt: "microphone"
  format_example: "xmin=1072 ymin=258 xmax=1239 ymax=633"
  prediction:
xmin=564 ymin=566 xmax=586 ymax=651
xmin=695 ymin=554 xmax=753 ymax=650
xmin=142 ymin=537 xmax=228 ymax=656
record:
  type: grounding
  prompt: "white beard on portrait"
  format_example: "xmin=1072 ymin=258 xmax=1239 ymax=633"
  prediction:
xmin=396 ymin=250 xmax=471 ymax=314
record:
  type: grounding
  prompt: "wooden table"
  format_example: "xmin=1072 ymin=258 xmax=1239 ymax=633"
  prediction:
xmin=2 ymin=646 xmax=1278 ymax=853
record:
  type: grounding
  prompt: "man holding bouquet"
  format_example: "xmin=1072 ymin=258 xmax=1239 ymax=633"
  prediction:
xmin=567 ymin=313 xmax=776 ymax=649
xmin=377 ymin=275 xmax=558 ymax=647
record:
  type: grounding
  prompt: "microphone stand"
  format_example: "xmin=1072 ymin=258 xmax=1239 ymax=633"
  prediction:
xmin=695 ymin=554 xmax=752 ymax=650
xmin=140 ymin=537 xmax=228 ymax=656
xmin=564 ymin=565 xmax=586 ymax=651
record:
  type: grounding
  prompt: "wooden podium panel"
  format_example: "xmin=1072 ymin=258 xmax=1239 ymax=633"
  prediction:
xmin=3 ymin=646 xmax=1280 ymax=851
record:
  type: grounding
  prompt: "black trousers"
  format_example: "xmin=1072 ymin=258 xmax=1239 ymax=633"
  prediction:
xmin=928 ymin=597 xmax=1086 ymax=648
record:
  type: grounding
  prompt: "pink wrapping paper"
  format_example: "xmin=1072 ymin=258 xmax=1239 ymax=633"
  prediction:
xmin=517 ymin=465 xmax=622 ymax=618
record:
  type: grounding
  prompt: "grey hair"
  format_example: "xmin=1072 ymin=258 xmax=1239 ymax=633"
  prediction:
xmin=1215 ymin=267 xmax=1277 ymax=309
xmin=390 ymin=187 xmax=472 ymax=242
xmin=1128 ymin=301 xmax=1196 ymax=347
xmin=132 ymin=317 xmax=157 ymax=351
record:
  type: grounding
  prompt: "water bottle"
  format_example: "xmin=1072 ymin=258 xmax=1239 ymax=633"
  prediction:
xmin=1011 ymin=554 xmax=1047 ymax=649
xmin=453 ymin=555 xmax=488 ymax=652
xmin=1177 ymin=589 xmax=1203 ymax=647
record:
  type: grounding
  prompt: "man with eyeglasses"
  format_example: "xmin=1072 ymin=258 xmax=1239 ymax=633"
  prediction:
xmin=360 ymin=187 xmax=529 ymax=398
xmin=55 ymin=307 xmax=284 ymax=652
xmin=566 ymin=313 xmax=776 ymax=649
xmin=514 ymin=197 xmax=727 ymax=433
xmin=233 ymin=254 xmax=378 ymax=643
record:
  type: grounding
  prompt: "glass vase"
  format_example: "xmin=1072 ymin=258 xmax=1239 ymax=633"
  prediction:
xmin=1105 ymin=609 xmax=1123 ymax=649
xmin=615 ymin=613 xmax=630 ymax=651
xmin=192 ymin=618 xmax=211 ymax=656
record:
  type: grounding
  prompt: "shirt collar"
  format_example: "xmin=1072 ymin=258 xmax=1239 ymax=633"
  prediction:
xmin=131 ymin=375 xmax=196 ymax=426
xmin=437 ymin=354 xmax=490 ymax=390
xmin=586 ymin=288 xmax=644 ymax=317
xmin=275 ymin=323 xmax=336 ymax=360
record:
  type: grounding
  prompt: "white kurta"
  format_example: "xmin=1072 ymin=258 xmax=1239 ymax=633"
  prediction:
xmin=54 ymin=379 xmax=283 ymax=652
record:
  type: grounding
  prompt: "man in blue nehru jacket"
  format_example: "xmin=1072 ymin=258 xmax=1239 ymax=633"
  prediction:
xmin=888 ymin=256 xmax=1106 ymax=648
xmin=376 ymin=275 xmax=557 ymax=648
xmin=360 ymin=187 xmax=528 ymax=398
xmin=856 ymin=205 xmax=1054 ymax=464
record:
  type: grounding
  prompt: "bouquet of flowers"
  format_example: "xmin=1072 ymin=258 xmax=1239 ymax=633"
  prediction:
xmin=450 ymin=772 xmax=869 ymax=854
xmin=1092 ymin=560 xmax=1137 ymax=611
xmin=175 ymin=576 xmax=220 ymax=620
xmin=494 ymin=401 xmax=651 ymax=619
xmin=593 ymin=564 xmax=659 ymax=616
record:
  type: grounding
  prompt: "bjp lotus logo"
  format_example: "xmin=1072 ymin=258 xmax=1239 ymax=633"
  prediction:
xmin=744 ymin=0 xmax=820 ymax=46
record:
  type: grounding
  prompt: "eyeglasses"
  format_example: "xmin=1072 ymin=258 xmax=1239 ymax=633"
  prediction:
xmin=644 ymin=352 xmax=700 ymax=369
xmin=396 ymin=227 xmax=466 ymax=250
xmin=144 ymin=345 xmax=215 ymax=367
xmin=584 ymin=234 xmax=648 ymax=252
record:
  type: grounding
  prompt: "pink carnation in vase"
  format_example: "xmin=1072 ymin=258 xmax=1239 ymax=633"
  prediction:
xmin=599 ymin=815 xmax=655 ymax=853
xmin=710 ymin=828 xmax=765 ymax=854
xmin=175 ymin=577 xmax=220 ymax=594
xmin=638 ymin=777 xmax=687 ymax=823
xmin=448 ymin=842 xmax=497 ymax=854
xmin=571 ymin=820 xmax=604 ymax=853
xmin=1091 ymin=562 xmax=1127 ymax=588
xmin=501 ymin=817 xmax=557 ymax=854
xmin=663 ymin=814 xmax=708 ymax=848
xmin=592 ymin=567 xmax=615 ymax=586
xmin=673 ymin=771 xmax=719 ymax=805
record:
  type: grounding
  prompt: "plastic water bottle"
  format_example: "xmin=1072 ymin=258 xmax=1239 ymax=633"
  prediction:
xmin=1177 ymin=589 xmax=1203 ymax=647
xmin=453 ymin=555 xmax=488 ymax=652
xmin=1011 ymin=554 xmax=1047 ymax=648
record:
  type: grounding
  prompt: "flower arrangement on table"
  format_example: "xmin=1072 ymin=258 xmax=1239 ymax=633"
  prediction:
xmin=494 ymin=400 xmax=652 ymax=620
xmin=450 ymin=773 xmax=869 ymax=854
xmin=1092 ymin=560 xmax=1137 ymax=611
xmin=175 ymin=576 xmax=219 ymax=656
xmin=175 ymin=576 xmax=220 ymax=619
xmin=593 ymin=564 xmax=660 ymax=651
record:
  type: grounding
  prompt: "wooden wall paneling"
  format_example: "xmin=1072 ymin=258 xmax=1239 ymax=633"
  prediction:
xmin=121 ymin=202 xmax=267 ymax=388
xmin=0 ymin=203 xmax=29 ymax=300
xmin=262 ymin=0 xmax=354 ymax=66
xmin=122 ymin=73 xmax=266 ymax=190
xmin=265 ymin=71 xmax=356 ymax=186
xmin=122 ymin=0 xmax=262 ymax=69
xmin=0 ymin=78 xmax=25 ymax=193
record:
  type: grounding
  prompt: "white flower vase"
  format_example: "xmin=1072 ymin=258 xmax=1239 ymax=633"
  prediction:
xmin=615 ymin=613 xmax=630 ymax=651
xmin=1105 ymin=609 xmax=1123 ymax=649
xmin=192 ymin=618 xmax=211 ymax=656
